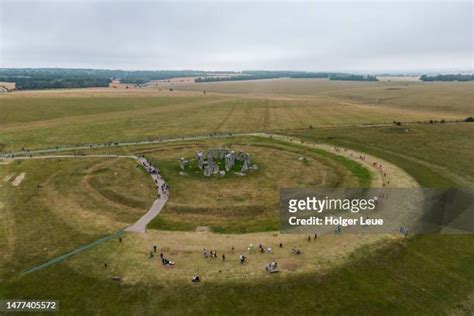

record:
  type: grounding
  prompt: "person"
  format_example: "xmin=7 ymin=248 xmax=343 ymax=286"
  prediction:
xmin=265 ymin=260 xmax=278 ymax=273
xmin=403 ymin=226 xmax=409 ymax=237
xmin=314 ymin=233 xmax=318 ymax=240
xmin=119 ymin=237 xmax=122 ymax=243
xmin=291 ymin=247 xmax=301 ymax=255
xmin=308 ymin=235 xmax=311 ymax=242
xmin=267 ymin=247 xmax=272 ymax=254
xmin=162 ymin=257 xmax=175 ymax=266
xmin=149 ymin=251 xmax=154 ymax=259
xmin=222 ymin=254 xmax=226 ymax=261
xmin=240 ymin=255 xmax=246 ymax=264
xmin=104 ymin=263 xmax=108 ymax=268
xmin=279 ymin=242 xmax=283 ymax=248
xmin=153 ymin=245 xmax=157 ymax=252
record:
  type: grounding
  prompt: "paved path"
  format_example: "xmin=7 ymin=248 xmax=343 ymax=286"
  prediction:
xmin=125 ymin=157 xmax=168 ymax=233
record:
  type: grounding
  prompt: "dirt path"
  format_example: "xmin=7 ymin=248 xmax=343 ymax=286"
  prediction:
xmin=257 ymin=133 xmax=418 ymax=188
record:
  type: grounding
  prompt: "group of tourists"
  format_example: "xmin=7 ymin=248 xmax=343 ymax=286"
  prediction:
xmin=124 ymin=232 xmax=417 ymax=283
xmin=160 ymin=252 xmax=175 ymax=266
xmin=291 ymin=247 xmax=302 ymax=255
xmin=333 ymin=145 xmax=393 ymax=187
xmin=265 ymin=260 xmax=279 ymax=273
xmin=400 ymin=226 xmax=409 ymax=237
xmin=139 ymin=155 xmax=169 ymax=197
xmin=202 ymin=248 xmax=225 ymax=261
xmin=257 ymin=244 xmax=272 ymax=254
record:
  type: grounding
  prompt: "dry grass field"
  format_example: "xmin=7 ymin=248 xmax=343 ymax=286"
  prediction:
xmin=66 ymin=229 xmax=396 ymax=286
xmin=1 ymin=79 xmax=472 ymax=152
xmin=0 ymin=157 xmax=156 ymax=274
xmin=1 ymin=79 xmax=473 ymax=314
xmin=0 ymin=135 xmax=374 ymax=277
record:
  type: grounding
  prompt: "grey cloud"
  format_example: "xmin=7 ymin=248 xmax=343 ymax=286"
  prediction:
xmin=0 ymin=1 xmax=472 ymax=73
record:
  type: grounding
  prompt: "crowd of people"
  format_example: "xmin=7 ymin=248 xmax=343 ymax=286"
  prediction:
xmin=138 ymin=155 xmax=169 ymax=198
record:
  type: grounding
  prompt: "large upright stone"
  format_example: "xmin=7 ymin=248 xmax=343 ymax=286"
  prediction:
xmin=178 ymin=157 xmax=187 ymax=170
xmin=196 ymin=151 xmax=204 ymax=170
xmin=203 ymin=163 xmax=211 ymax=177
xmin=225 ymin=152 xmax=235 ymax=172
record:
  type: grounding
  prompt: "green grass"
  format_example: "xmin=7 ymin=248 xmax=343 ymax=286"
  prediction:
xmin=287 ymin=123 xmax=474 ymax=187
xmin=142 ymin=137 xmax=372 ymax=233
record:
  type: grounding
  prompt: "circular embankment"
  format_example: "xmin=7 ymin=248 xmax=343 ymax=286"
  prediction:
xmin=3 ymin=133 xmax=420 ymax=280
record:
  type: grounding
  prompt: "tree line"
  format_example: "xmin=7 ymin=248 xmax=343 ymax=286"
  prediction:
xmin=420 ymin=74 xmax=474 ymax=82
xmin=195 ymin=71 xmax=378 ymax=83
xmin=0 ymin=68 xmax=214 ymax=90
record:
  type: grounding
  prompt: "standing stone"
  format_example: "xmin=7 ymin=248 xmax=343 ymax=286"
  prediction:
xmin=241 ymin=159 xmax=249 ymax=172
xmin=179 ymin=157 xmax=186 ymax=170
xmin=203 ymin=163 xmax=211 ymax=177
xmin=196 ymin=151 xmax=204 ymax=170
xmin=225 ymin=153 xmax=234 ymax=172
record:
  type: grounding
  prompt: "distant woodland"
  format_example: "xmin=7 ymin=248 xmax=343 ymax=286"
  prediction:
xmin=0 ymin=69 xmax=211 ymax=90
xmin=2 ymin=68 xmax=472 ymax=90
xmin=420 ymin=74 xmax=474 ymax=82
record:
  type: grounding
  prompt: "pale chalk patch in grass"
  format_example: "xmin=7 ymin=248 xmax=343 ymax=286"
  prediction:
xmin=12 ymin=172 xmax=26 ymax=186
xmin=3 ymin=173 xmax=15 ymax=182
xmin=195 ymin=226 xmax=210 ymax=232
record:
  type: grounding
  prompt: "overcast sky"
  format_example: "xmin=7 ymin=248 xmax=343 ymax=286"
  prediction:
xmin=0 ymin=0 xmax=472 ymax=73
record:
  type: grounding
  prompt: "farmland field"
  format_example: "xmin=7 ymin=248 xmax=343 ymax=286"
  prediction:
xmin=1 ymin=79 xmax=472 ymax=152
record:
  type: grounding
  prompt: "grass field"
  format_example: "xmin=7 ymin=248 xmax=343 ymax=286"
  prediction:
xmin=1 ymin=79 xmax=472 ymax=152
xmin=142 ymin=136 xmax=371 ymax=233
xmin=0 ymin=157 xmax=156 ymax=277
xmin=287 ymin=122 xmax=474 ymax=187
xmin=0 ymin=135 xmax=373 ymax=279
xmin=1 ymin=79 xmax=473 ymax=314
